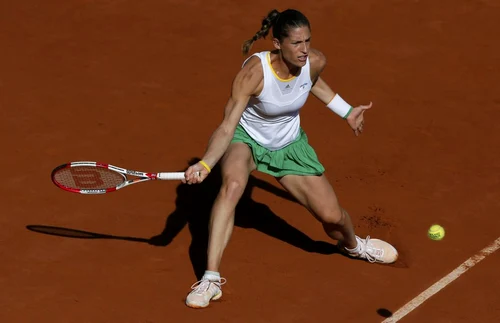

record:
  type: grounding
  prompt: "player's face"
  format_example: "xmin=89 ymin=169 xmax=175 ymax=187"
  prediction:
xmin=274 ymin=26 xmax=311 ymax=67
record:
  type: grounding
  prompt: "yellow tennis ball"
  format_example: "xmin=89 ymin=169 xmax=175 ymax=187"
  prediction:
xmin=428 ymin=224 xmax=445 ymax=240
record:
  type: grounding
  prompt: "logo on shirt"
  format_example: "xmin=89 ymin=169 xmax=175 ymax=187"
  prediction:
xmin=280 ymin=83 xmax=293 ymax=95
xmin=299 ymin=82 xmax=309 ymax=91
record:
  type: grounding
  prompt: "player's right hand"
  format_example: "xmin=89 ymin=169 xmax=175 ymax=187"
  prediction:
xmin=183 ymin=162 xmax=210 ymax=184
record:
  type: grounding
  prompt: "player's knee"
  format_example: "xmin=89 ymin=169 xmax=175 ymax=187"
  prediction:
xmin=221 ymin=177 xmax=246 ymax=202
xmin=320 ymin=209 xmax=344 ymax=226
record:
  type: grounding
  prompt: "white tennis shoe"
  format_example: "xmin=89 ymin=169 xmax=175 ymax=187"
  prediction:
xmin=185 ymin=276 xmax=226 ymax=308
xmin=341 ymin=235 xmax=398 ymax=264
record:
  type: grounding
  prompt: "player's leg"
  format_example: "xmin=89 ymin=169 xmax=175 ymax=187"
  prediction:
xmin=186 ymin=142 xmax=255 ymax=309
xmin=207 ymin=143 xmax=256 ymax=272
xmin=278 ymin=174 xmax=398 ymax=264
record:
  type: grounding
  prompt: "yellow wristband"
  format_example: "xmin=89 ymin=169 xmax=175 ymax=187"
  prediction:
xmin=199 ymin=160 xmax=211 ymax=173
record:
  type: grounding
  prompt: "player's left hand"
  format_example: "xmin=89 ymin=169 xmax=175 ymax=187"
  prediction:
xmin=346 ymin=102 xmax=372 ymax=136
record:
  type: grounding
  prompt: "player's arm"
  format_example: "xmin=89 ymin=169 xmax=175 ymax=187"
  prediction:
xmin=202 ymin=67 xmax=260 ymax=168
xmin=309 ymin=49 xmax=353 ymax=119
xmin=309 ymin=49 xmax=372 ymax=136
xmin=184 ymin=58 xmax=263 ymax=183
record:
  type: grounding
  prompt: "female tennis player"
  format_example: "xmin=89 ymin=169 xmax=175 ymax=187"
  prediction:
xmin=182 ymin=8 xmax=398 ymax=308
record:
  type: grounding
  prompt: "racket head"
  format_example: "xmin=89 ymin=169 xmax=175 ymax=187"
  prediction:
xmin=51 ymin=162 xmax=126 ymax=194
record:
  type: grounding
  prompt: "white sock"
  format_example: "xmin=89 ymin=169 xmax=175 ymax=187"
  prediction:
xmin=203 ymin=270 xmax=220 ymax=282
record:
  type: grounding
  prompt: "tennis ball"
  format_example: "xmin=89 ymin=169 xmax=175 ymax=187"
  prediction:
xmin=428 ymin=224 xmax=445 ymax=240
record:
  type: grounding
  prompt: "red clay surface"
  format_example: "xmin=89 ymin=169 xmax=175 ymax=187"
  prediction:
xmin=1 ymin=0 xmax=499 ymax=322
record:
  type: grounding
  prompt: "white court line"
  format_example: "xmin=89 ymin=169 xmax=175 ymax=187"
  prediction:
xmin=383 ymin=237 xmax=500 ymax=323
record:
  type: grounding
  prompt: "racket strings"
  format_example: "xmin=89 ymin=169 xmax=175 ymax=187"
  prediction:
xmin=53 ymin=166 xmax=125 ymax=190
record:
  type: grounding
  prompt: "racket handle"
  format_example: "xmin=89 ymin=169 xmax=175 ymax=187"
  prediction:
xmin=157 ymin=172 xmax=185 ymax=180
xmin=157 ymin=171 xmax=201 ymax=180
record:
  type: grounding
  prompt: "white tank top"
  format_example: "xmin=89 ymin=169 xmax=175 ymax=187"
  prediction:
xmin=239 ymin=51 xmax=312 ymax=151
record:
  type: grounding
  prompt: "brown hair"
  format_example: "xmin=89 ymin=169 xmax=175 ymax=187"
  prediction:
xmin=242 ymin=9 xmax=311 ymax=55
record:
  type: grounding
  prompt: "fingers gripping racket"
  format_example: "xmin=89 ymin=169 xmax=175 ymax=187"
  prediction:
xmin=51 ymin=161 xmax=190 ymax=194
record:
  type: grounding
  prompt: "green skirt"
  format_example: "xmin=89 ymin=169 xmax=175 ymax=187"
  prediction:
xmin=231 ymin=124 xmax=325 ymax=177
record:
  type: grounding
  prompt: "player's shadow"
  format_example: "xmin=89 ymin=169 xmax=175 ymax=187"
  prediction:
xmin=149 ymin=158 xmax=338 ymax=279
xmin=26 ymin=158 xmax=338 ymax=279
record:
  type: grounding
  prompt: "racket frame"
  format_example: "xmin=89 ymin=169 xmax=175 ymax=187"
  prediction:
xmin=51 ymin=161 xmax=185 ymax=194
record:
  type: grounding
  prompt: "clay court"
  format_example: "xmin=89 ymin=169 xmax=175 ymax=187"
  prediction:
xmin=1 ymin=0 xmax=499 ymax=322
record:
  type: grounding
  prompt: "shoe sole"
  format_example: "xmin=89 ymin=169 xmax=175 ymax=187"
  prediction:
xmin=185 ymin=291 xmax=222 ymax=309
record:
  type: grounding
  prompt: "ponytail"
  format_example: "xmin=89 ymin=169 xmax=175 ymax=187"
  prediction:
xmin=242 ymin=9 xmax=280 ymax=55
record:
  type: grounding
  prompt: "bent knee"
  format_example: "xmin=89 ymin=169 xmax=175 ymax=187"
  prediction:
xmin=220 ymin=178 xmax=247 ymax=202
xmin=320 ymin=209 xmax=345 ymax=226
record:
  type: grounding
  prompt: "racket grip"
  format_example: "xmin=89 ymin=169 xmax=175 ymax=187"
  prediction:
xmin=157 ymin=172 xmax=185 ymax=180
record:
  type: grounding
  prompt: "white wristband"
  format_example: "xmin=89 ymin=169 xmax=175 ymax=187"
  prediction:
xmin=326 ymin=94 xmax=353 ymax=119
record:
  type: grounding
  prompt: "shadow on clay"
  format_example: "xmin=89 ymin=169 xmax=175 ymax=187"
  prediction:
xmin=28 ymin=157 xmax=340 ymax=280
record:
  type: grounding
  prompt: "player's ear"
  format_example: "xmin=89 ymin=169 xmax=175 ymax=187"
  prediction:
xmin=273 ymin=38 xmax=281 ymax=50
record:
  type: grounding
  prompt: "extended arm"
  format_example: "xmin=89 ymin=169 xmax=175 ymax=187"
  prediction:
xmin=309 ymin=49 xmax=372 ymax=136
xmin=184 ymin=58 xmax=263 ymax=184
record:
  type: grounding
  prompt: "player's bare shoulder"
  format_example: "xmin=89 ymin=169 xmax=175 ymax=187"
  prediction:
xmin=232 ymin=55 xmax=264 ymax=97
xmin=309 ymin=49 xmax=327 ymax=82
xmin=309 ymin=48 xmax=327 ymax=70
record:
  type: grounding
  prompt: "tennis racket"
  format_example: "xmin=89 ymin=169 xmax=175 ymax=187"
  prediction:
xmin=51 ymin=161 xmax=192 ymax=194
